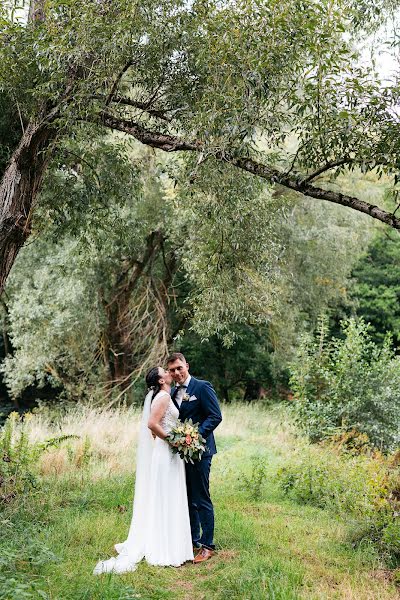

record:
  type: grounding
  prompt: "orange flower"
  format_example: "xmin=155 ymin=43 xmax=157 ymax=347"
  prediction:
xmin=185 ymin=434 xmax=192 ymax=445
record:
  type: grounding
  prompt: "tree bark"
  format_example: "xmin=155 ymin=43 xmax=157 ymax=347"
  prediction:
xmin=0 ymin=121 xmax=54 ymax=293
xmin=154 ymin=248 xmax=177 ymax=346
xmin=29 ymin=0 xmax=46 ymax=23
xmin=105 ymin=296 xmax=133 ymax=387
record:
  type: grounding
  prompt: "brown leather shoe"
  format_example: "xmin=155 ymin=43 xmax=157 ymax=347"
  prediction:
xmin=193 ymin=545 xmax=202 ymax=556
xmin=193 ymin=547 xmax=215 ymax=564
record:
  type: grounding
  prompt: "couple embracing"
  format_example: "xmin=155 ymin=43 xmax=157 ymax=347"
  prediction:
xmin=93 ymin=352 xmax=222 ymax=574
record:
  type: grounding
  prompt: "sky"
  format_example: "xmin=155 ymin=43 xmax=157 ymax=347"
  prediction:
xmin=361 ymin=33 xmax=399 ymax=83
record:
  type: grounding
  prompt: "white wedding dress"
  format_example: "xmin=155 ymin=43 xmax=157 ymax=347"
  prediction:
xmin=93 ymin=391 xmax=194 ymax=574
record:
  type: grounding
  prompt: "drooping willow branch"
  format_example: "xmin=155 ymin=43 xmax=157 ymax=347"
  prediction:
xmin=97 ymin=112 xmax=400 ymax=231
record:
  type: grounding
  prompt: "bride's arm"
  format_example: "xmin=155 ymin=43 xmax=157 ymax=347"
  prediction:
xmin=148 ymin=394 xmax=170 ymax=440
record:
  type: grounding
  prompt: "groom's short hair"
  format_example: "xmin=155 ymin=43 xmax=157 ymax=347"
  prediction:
xmin=167 ymin=352 xmax=187 ymax=364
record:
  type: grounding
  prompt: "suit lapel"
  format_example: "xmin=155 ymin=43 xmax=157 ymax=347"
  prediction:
xmin=171 ymin=386 xmax=179 ymax=410
xmin=172 ymin=377 xmax=197 ymax=413
xmin=186 ymin=376 xmax=196 ymax=397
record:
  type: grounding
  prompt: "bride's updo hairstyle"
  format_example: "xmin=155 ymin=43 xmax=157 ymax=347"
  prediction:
xmin=145 ymin=366 xmax=162 ymax=402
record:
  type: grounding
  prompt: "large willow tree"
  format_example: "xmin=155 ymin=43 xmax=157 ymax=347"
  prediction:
xmin=0 ymin=0 xmax=399 ymax=294
xmin=2 ymin=137 xmax=373 ymax=400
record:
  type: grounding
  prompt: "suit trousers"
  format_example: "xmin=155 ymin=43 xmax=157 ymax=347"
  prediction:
xmin=185 ymin=456 xmax=215 ymax=550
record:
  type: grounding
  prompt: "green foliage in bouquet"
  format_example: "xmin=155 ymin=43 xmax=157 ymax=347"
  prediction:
xmin=167 ymin=419 xmax=206 ymax=464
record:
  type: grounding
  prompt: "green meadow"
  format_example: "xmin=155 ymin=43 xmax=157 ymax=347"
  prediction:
xmin=1 ymin=404 xmax=399 ymax=600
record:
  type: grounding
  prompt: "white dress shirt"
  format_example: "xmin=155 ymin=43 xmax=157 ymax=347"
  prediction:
xmin=176 ymin=374 xmax=191 ymax=407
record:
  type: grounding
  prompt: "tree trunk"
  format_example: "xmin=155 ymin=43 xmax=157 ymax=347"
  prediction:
xmin=29 ymin=0 xmax=46 ymax=23
xmin=103 ymin=231 xmax=164 ymax=389
xmin=106 ymin=290 xmax=134 ymax=388
xmin=243 ymin=380 xmax=262 ymax=402
xmin=0 ymin=121 xmax=54 ymax=294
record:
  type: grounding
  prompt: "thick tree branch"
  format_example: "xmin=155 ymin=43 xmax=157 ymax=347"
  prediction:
xmin=94 ymin=95 xmax=173 ymax=121
xmin=100 ymin=112 xmax=199 ymax=151
xmin=303 ymin=158 xmax=352 ymax=183
xmin=105 ymin=62 xmax=133 ymax=106
xmin=96 ymin=113 xmax=400 ymax=230
xmin=231 ymin=156 xmax=400 ymax=230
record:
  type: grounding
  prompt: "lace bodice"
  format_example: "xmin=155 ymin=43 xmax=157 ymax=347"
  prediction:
xmin=155 ymin=392 xmax=179 ymax=434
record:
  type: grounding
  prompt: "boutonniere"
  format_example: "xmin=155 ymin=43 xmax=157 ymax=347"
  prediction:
xmin=182 ymin=393 xmax=190 ymax=402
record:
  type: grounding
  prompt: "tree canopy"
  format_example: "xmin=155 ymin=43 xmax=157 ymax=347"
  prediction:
xmin=0 ymin=0 xmax=400 ymax=296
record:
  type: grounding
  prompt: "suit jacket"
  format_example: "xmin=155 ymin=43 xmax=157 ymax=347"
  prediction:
xmin=172 ymin=376 xmax=222 ymax=457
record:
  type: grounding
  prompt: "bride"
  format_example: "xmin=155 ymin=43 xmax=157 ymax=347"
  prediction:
xmin=93 ymin=366 xmax=194 ymax=574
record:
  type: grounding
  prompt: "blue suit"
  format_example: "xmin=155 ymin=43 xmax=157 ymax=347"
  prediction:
xmin=172 ymin=376 xmax=222 ymax=550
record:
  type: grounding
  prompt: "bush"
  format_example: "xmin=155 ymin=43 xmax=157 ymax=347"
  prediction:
xmin=289 ymin=316 xmax=400 ymax=451
xmin=277 ymin=446 xmax=400 ymax=565
xmin=0 ymin=412 xmax=78 ymax=504
xmin=241 ymin=457 xmax=268 ymax=500
xmin=277 ymin=449 xmax=381 ymax=514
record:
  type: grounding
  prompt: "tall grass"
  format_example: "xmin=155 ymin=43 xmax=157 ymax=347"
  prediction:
xmin=18 ymin=402 xmax=289 ymax=476
xmin=23 ymin=404 xmax=142 ymax=476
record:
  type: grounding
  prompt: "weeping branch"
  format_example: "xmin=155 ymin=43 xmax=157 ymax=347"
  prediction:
xmin=100 ymin=230 xmax=169 ymax=396
xmin=97 ymin=113 xmax=400 ymax=231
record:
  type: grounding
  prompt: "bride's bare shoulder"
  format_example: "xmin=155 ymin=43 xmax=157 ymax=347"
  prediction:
xmin=151 ymin=391 xmax=171 ymax=407
xmin=157 ymin=390 xmax=171 ymax=399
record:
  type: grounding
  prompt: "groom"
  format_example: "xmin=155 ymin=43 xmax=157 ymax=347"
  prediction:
xmin=167 ymin=352 xmax=222 ymax=564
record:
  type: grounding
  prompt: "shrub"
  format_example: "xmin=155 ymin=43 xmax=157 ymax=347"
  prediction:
xmin=277 ymin=446 xmax=400 ymax=565
xmin=0 ymin=411 xmax=78 ymax=504
xmin=290 ymin=316 xmax=400 ymax=451
xmin=241 ymin=457 xmax=268 ymax=500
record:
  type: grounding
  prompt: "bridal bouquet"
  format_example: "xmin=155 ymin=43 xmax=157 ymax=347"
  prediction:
xmin=167 ymin=419 xmax=206 ymax=463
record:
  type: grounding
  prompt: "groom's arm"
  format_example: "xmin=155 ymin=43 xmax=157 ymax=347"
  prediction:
xmin=198 ymin=382 xmax=222 ymax=439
